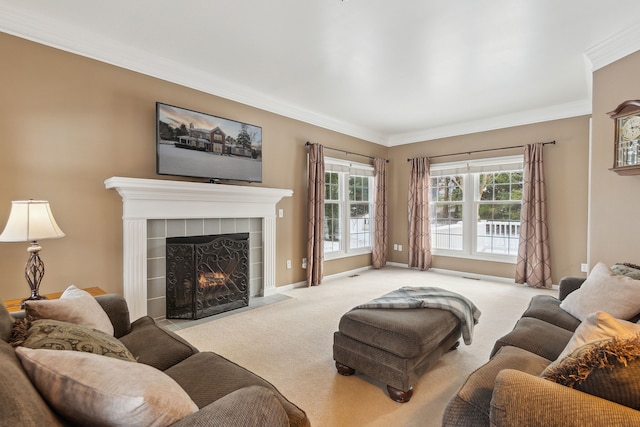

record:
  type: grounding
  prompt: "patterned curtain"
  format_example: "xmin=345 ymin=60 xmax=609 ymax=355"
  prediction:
xmin=408 ymin=157 xmax=432 ymax=271
xmin=372 ymin=158 xmax=388 ymax=269
xmin=515 ymin=143 xmax=552 ymax=288
xmin=307 ymin=143 xmax=325 ymax=286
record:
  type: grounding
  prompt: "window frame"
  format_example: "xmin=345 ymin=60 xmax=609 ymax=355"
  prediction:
xmin=323 ymin=157 xmax=375 ymax=260
xmin=429 ymin=155 xmax=524 ymax=263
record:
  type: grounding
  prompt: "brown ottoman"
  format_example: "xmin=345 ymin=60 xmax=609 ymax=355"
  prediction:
xmin=333 ymin=306 xmax=462 ymax=402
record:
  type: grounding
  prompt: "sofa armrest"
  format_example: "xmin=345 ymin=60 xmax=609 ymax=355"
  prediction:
xmin=558 ymin=276 xmax=586 ymax=301
xmin=490 ymin=369 xmax=640 ymax=426
xmin=169 ymin=386 xmax=290 ymax=427
xmin=94 ymin=294 xmax=131 ymax=338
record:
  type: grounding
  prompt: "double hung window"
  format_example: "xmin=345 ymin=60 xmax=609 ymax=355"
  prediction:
xmin=324 ymin=158 xmax=374 ymax=258
xmin=430 ymin=155 xmax=523 ymax=262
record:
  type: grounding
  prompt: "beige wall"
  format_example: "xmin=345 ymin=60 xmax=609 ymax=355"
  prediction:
xmin=386 ymin=117 xmax=591 ymax=283
xmin=590 ymin=51 xmax=640 ymax=267
xmin=0 ymin=33 xmax=387 ymax=300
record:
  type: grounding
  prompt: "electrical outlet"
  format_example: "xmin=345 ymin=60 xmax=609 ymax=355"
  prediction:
xmin=398 ymin=244 xmax=403 ymax=251
xmin=302 ymin=258 xmax=307 ymax=269
xmin=393 ymin=244 xmax=398 ymax=250
xmin=286 ymin=260 xmax=292 ymax=269
xmin=580 ymin=263 xmax=588 ymax=273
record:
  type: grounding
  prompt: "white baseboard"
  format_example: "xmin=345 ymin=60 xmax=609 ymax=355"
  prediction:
xmin=386 ymin=262 xmax=409 ymax=268
xmin=268 ymin=265 xmax=374 ymax=295
xmin=428 ymin=267 xmax=515 ymax=284
xmin=267 ymin=263 xmax=558 ymax=294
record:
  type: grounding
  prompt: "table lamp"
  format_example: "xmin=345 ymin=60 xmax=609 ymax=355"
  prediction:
xmin=0 ymin=200 xmax=65 ymax=305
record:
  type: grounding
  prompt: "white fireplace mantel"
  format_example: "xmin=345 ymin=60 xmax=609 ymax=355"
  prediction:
xmin=105 ymin=176 xmax=293 ymax=320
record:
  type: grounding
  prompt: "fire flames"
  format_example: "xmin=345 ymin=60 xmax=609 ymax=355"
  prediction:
xmin=198 ymin=271 xmax=227 ymax=289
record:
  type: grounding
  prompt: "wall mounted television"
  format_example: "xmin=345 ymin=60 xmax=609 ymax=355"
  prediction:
xmin=156 ymin=102 xmax=262 ymax=183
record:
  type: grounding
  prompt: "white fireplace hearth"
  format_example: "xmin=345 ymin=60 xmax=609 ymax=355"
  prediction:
xmin=105 ymin=176 xmax=293 ymax=321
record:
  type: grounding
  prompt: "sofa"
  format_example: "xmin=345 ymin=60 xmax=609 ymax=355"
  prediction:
xmin=0 ymin=289 xmax=310 ymax=427
xmin=443 ymin=263 xmax=640 ymax=427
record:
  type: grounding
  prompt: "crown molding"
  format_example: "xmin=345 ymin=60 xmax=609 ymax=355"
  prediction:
xmin=586 ymin=24 xmax=640 ymax=71
xmin=1 ymin=5 xmax=630 ymax=147
xmin=385 ymin=99 xmax=592 ymax=146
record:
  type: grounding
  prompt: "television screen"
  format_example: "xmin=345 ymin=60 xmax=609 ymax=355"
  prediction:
xmin=156 ymin=102 xmax=262 ymax=182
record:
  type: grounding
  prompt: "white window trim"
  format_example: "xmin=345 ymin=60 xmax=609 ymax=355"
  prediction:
xmin=324 ymin=157 xmax=374 ymax=260
xmin=430 ymin=155 xmax=523 ymax=263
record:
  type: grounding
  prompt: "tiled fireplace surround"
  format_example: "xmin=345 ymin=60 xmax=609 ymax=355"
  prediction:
xmin=105 ymin=177 xmax=293 ymax=321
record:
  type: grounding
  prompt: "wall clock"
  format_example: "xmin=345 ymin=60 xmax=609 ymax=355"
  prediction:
xmin=608 ymin=99 xmax=640 ymax=175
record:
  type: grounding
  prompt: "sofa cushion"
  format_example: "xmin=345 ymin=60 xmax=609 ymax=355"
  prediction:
xmin=442 ymin=346 xmax=550 ymax=427
xmin=551 ymin=311 xmax=640 ymax=363
xmin=165 ymin=351 xmax=310 ymax=427
xmin=0 ymin=341 xmax=63 ymax=426
xmin=16 ymin=346 xmax=198 ymax=427
xmin=490 ymin=316 xmax=573 ymax=360
xmin=119 ymin=316 xmax=198 ymax=371
xmin=541 ymin=334 xmax=640 ymax=410
xmin=521 ymin=294 xmax=580 ymax=331
xmin=559 ymin=262 xmax=640 ymax=321
xmin=19 ymin=319 xmax=136 ymax=361
xmin=25 ymin=285 xmax=114 ymax=335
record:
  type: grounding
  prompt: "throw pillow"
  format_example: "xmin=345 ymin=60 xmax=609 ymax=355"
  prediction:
xmin=16 ymin=347 xmax=198 ymax=427
xmin=19 ymin=319 xmax=135 ymax=362
xmin=541 ymin=334 xmax=640 ymax=410
xmin=25 ymin=285 xmax=114 ymax=335
xmin=611 ymin=262 xmax=640 ymax=280
xmin=559 ymin=262 xmax=640 ymax=321
xmin=547 ymin=311 xmax=640 ymax=366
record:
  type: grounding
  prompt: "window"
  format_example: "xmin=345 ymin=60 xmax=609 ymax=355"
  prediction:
xmin=323 ymin=158 xmax=374 ymax=258
xmin=429 ymin=155 xmax=523 ymax=262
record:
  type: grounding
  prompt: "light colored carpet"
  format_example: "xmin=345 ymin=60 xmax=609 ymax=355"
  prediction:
xmin=176 ymin=266 xmax=556 ymax=427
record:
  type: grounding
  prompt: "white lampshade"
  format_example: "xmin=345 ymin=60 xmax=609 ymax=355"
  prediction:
xmin=0 ymin=200 xmax=65 ymax=242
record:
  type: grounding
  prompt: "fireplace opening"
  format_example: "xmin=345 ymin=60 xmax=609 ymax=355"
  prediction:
xmin=166 ymin=233 xmax=249 ymax=320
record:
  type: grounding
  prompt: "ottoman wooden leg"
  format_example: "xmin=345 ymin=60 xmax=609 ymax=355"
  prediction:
xmin=387 ymin=385 xmax=413 ymax=403
xmin=449 ymin=340 xmax=460 ymax=351
xmin=335 ymin=361 xmax=355 ymax=376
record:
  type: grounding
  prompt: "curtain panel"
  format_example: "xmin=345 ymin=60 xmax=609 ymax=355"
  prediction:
xmin=372 ymin=158 xmax=388 ymax=269
xmin=408 ymin=157 xmax=432 ymax=271
xmin=306 ymin=143 xmax=325 ymax=286
xmin=515 ymin=143 xmax=552 ymax=288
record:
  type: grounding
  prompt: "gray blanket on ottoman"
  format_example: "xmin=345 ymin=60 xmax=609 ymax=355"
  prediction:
xmin=355 ymin=286 xmax=481 ymax=344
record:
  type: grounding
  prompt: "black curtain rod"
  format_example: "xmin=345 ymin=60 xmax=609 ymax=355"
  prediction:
xmin=305 ymin=141 xmax=389 ymax=162
xmin=407 ymin=140 xmax=556 ymax=162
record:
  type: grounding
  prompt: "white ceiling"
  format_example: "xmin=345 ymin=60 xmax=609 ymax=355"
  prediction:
xmin=2 ymin=0 xmax=640 ymax=146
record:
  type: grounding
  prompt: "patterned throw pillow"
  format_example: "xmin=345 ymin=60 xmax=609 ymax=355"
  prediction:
xmin=541 ymin=334 xmax=640 ymax=410
xmin=19 ymin=319 xmax=135 ymax=362
xmin=611 ymin=263 xmax=640 ymax=280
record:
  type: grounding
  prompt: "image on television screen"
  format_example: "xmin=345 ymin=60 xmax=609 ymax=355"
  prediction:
xmin=156 ymin=103 xmax=262 ymax=182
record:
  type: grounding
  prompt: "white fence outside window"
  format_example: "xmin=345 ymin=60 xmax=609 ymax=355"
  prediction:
xmin=432 ymin=221 xmax=520 ymax=255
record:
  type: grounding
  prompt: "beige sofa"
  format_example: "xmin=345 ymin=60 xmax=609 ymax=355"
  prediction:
xmin=0 ymin=292 xmax=310 ymax=427
xmin=442 ymin=274 xmax=640 ymax=427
